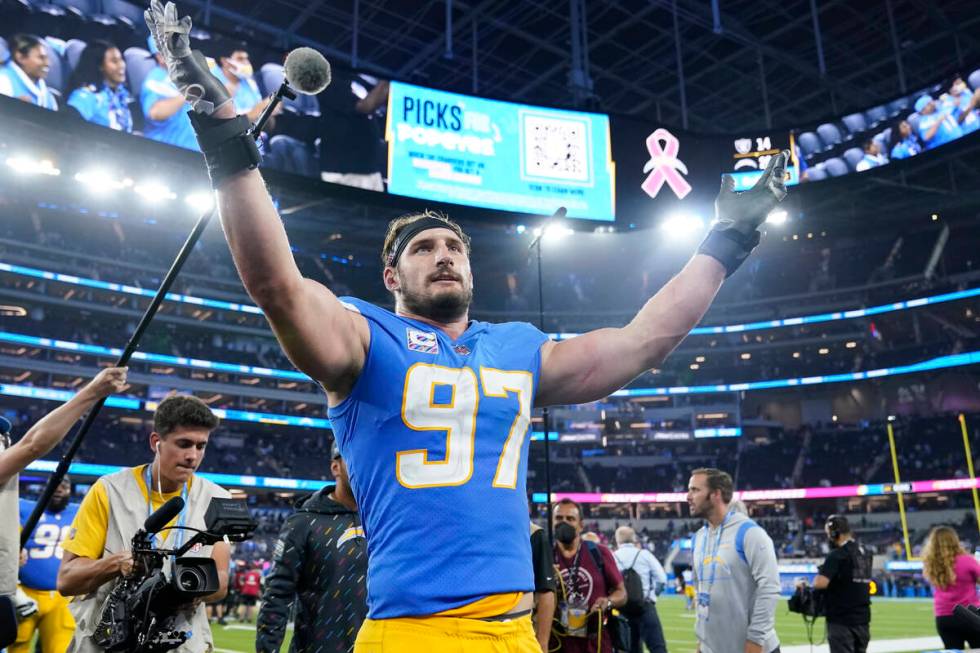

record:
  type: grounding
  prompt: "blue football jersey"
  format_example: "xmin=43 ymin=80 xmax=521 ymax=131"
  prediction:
xmin=328 ymin=298 xmax=549 ymax=618
xmin=19 ymin=498 xmax=79 ymax=590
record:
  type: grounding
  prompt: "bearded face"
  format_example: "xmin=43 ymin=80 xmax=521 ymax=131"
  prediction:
xmin=386 ymin=228 xmax=474 ymax=322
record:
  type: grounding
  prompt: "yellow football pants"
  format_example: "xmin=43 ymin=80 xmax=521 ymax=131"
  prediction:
xmin=10 ymin=585 xmax=75 ymax=653
xmin=355 ymin=613 xmax=539 ymax=653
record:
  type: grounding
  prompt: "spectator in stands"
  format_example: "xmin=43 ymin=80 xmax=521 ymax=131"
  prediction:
xmin=66 ymin=40 xmax=132 ymax=133
xmin=888 ymin=120 xmax=922 ymax=160
xmin=613 ymin=526 xmax=667 ymax=653
xmin=922 ymin=525 xmax=980 ymax=650
xmin=855 ymin=140 xmax=887 ymax=172
xmin=210 ymin=42 xmax=277 ymax=128
xmin=142 ymin=36 xmax=198 ymax=150
xmin=914 ymin=95 xmax=964 ymax=150
xmin=940 ymin=75 xmax=980 ymax=135
xmin=552 ymin=498 xmax=626 ymax=653
xmin=0 ymin=34 xmax=57 ymax=110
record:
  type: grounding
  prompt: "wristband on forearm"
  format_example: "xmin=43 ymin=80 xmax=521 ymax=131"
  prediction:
xmin=697 ymin=227 xmax=761 ymax=278
xmin=188 ymin=112 xmax=261 ymax=187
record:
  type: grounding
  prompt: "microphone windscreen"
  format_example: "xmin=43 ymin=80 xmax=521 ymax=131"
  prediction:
xmin=144 ymin=496 xmax=185 ymax=534
xmin=553 ymin=207 xmax=568 ymax=219
xmin=284 ymin=47 xmax=332 ymax=95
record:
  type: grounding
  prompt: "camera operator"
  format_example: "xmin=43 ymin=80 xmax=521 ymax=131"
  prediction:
xmin=811 ymin=516 xmax=872 ymax=653
xmin=56 ymin=395 xmax=231 ymax=653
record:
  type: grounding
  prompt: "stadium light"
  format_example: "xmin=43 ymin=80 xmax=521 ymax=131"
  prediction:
xmin=533 ymin=223 xmax=574 ymax=242
xmin=185 ymin=191 xmax=215 ymax=213
xmin=134 ymin=180 xmax=177 ymax=203
xmin=661 ymin=212 xmax=704 ymax=238
xmin=74 ymin=168 xmax=130 ymax=194
xmin=766 ymin=209 xmax=788 ymax=225
xmin=5 ymin=154 xmax=60 ymax=176
xmin=515 ymin=225 xmax=526 ymax=234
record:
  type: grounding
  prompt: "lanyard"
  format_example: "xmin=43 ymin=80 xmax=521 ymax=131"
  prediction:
xmin=144 ymin=464 xmax=189 ymax=552
xmin=697 ymin=510 xmax=735 ymax=597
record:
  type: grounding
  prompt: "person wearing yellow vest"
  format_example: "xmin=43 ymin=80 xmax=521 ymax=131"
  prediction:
xmin=56 ymin=395 xmax=231 ymax=653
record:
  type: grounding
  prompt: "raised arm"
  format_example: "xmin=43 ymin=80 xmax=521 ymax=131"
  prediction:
xmin=537 ymin=152 xmax=788 ymax=407
xmin=145 ymin=0 xmax=368 ymax=398
xmin=0 ymin=367 xmax=128 ymax=484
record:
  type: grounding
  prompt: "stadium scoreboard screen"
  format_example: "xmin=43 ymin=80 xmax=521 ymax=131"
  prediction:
xmin=726 ymin=132 xmax=801 ymax=191
xmin=386 ymin=81 xmax=616 ymax=221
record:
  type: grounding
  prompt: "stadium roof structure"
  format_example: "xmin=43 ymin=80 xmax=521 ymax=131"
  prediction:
xmin=176 ymin=0 xmax=980 ymax=133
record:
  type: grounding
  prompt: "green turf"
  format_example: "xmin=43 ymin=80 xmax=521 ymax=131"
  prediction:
xmin=210 ymin=596 xmax=937 ymax=652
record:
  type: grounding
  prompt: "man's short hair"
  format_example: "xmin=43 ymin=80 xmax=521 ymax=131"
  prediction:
xmin=826 ymin=514 xmax=851 ymax=537
xmin=615 ymin=526 xmax=637 ymax=545
xmin=153 ymin=395 xmax=219 ymax=437
xmin=380 ymin=209 xmax=471 ymax=267
xmin=212 ymin=40 xmax=249 ymax=62
xmin=691 ymin=467 xmax=734 ymax=503
xmin=554 ymin=497 xmax=582 ymax=519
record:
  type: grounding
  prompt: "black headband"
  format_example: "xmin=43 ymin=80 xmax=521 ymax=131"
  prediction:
xmin=386 ymin=217 xmax=462 ymax=267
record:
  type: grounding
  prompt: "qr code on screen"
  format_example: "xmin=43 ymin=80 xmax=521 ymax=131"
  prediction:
xmin=521 ymin=112 xmax=591 ymax=183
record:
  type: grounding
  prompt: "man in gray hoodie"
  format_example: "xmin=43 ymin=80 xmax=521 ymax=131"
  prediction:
xmin=688 ymin=468 xmax=780 ymax=653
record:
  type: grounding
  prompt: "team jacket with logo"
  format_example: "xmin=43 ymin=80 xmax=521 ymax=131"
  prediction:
xmin=256 ymin=488 xmax=367 ymax=653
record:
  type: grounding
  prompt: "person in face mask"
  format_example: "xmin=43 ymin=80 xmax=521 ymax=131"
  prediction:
xmin=552 ymin=499 xmax=626 ymax=653
xmin=210 ymin=42 xmax=280 ymax=129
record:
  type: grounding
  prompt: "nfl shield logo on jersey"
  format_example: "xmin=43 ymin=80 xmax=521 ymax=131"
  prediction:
xmin=407 ymin=328 xmax=439 ymax=354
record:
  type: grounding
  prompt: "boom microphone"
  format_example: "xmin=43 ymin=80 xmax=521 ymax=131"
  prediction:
xmin=283 ymin=47 xmax=332 ymax=95
xmin=144 ymin=496 xmax=185 ymax=534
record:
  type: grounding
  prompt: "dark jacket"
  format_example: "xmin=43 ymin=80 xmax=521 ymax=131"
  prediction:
xmin=256 ymin=488 xmax=367 ymax=653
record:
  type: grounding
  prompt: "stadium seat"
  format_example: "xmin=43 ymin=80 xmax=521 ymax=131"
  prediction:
xmin=872 ymin=130 xmax=890 ymax=154
xmin=969 ymin=69 xmax=980 ymax=92
xmin=906 ymin=112 xmax=921 ymax=135
xmin=842 ymin=147 xmax=864 ymax=171
xmin=816 ymin=123 xmax=842 ymax=150
xmin=841 ymin=113 xmax=866 ymax=136
xmin=865 ymin=105 xmax=888 ymax=127
xmin=65 ymin=38 xmax=86 ymax=77
xmin=123 ymin=47 xmax=155 ymax=101
xmin=0 ymin=37 xmax=8 ymax=65
xmin=102 ymin=0 xmax=147 ymax=27
xmin=42 ymin=36 xmax=67 ymax=92
xmin=805 ymin=164 xmax=827 ymax=181
xmin=887 ymin=97 xmax=909 ymax=116
xmin=823 ymin=157 xmax=849 ymax=177
xmin=798 ymin=131 xmax=822 ymax=157
xmin=265 ymin=135 xmax=319 ymax=177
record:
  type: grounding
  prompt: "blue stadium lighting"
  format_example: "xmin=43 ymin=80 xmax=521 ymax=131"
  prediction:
xmin=3 ymin=261 xmax=978 ymax=335
xmin=612 ymin=350 xmax=980 ymax=397
xmin=0 ymin=330 xmax=309 ymax=381
xmin=693 ymin=427 xmax=742 ymax=438
xmin=24 ymin=459 xmax=332 ymax=492
xmin=0 ymin=262 xmax=263 ymax=315
xmin=551 ymin=285 xmax=980 ymax=339
xmin=0 ymin=383 xmax=330 ymax=429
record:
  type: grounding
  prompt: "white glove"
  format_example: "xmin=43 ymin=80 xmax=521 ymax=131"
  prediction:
xmin=14 ymin=587 xmax=38 ymax=619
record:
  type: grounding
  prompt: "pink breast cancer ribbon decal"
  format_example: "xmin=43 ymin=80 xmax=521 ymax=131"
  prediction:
xmin=641 ymin=128 xmax=692 ymax=200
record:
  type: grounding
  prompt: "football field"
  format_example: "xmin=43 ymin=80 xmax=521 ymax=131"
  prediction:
xmin=210 ymin=596 xmax=939 ymax=653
